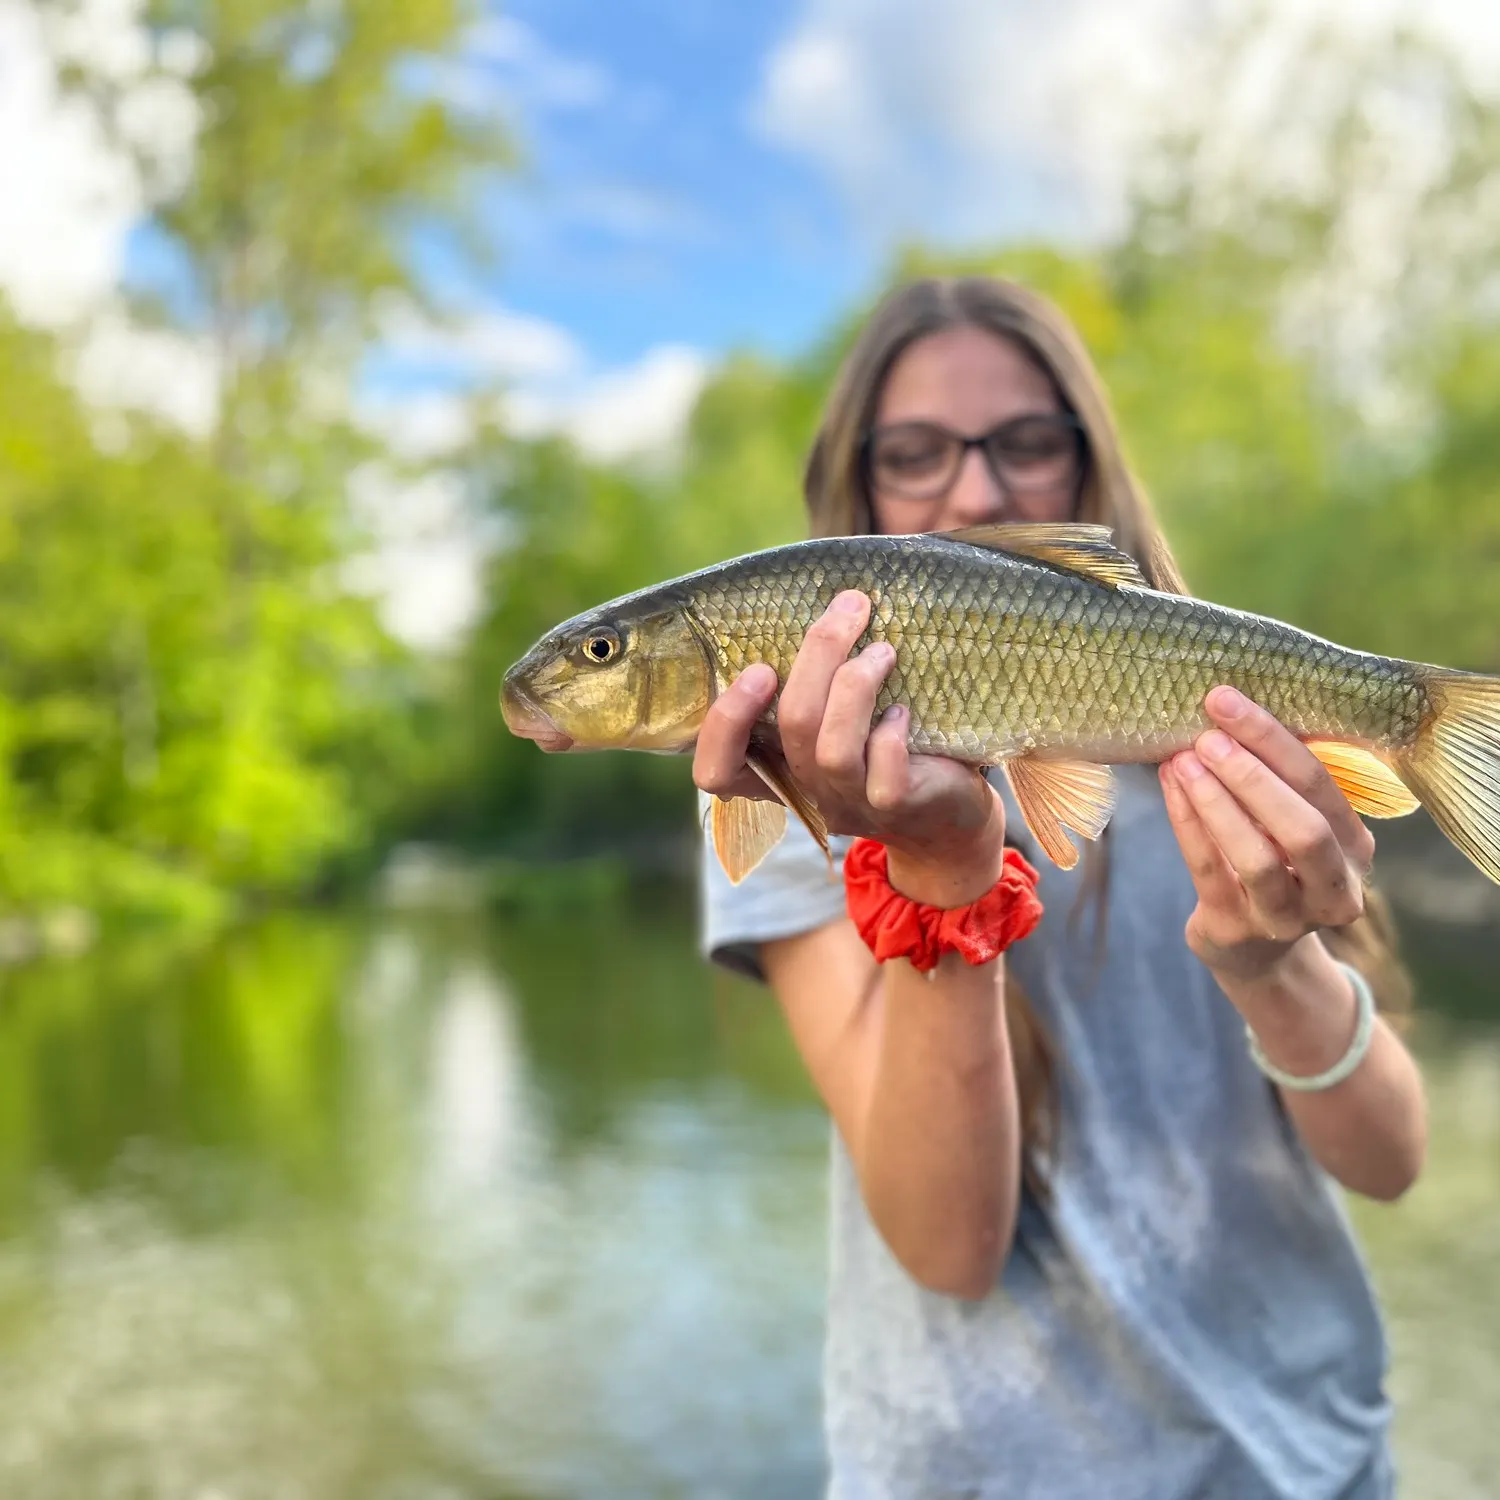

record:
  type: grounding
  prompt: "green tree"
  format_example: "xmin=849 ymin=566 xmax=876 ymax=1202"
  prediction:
xmin=0 ymin=0 xmax=513 ymax=925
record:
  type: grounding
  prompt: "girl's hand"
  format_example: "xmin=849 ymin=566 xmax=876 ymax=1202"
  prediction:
xmin=1159 ymin=685 xmax=1374 ymax=983
xmin=693 ymin=591 xmax=1003 ymax=902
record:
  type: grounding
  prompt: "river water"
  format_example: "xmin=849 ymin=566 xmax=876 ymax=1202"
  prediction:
xmin=0 ymin=874 xmax=1495 ymax=1499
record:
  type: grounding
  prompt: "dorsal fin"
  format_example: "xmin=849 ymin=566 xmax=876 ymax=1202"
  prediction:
xmin=942 ymin=523 xmax=1148 ymax=590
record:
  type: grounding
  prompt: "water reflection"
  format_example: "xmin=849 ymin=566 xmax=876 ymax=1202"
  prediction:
xmin=427 ymin=960 xmax=528 ymax=1191
xmin=0 ymin=889 xmax=1493 ymax=1497
xmin=0 ymin=900 xmax=828 ymax=1499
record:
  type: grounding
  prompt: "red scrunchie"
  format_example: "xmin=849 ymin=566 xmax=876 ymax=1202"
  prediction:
xmin=844 ymin=838 xmax=1043 ymax=973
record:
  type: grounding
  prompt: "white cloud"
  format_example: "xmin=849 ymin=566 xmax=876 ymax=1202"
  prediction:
xmin=377 ymin=298 xmax=584 ymax=385
xmin=371 ymin=300 xmax=710 ymax=464
xmin=558 ymin=182 xmax=706 ymax=243
xmin=350 ymin=315 xmax=709 ymax=649
xmin=0 ymin=0 xmax=144 ymax=325
xmin=69 ymin=304 xmax=220 ymax=439
xmin=0 ymin=0 xmax=208 ymax=435
xmin=347 ymin=340 xmax=710 ymax=650
xmin=754 ymin=0 xmax=1500 ymax=246
xmin=408 ymin=15 xmax=610 ymax=121
xmin=464 ymin=15 xmax=610 ymax=112
xmin=505 ymin=344 xmax=710 ymax=463
xmin=754 ymin=0 xmax=1148 ymax=243
xmin=355 ymin=391 xmax=480 ymax=463
xmin=347 ymin=464 xmax=487 ymax=652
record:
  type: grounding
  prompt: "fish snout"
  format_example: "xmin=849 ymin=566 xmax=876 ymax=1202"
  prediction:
xmin=501 ymin=674 xmax=575 ymax=753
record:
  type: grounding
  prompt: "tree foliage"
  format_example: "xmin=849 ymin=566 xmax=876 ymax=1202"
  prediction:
xmin=0 ymin=0 xmax=507 ymax=926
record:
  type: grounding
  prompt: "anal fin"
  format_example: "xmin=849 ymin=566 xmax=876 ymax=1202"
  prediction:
xmin=1002 ymin=756 xmax=1116 ymax=871
xmin=1306 ymin=741 xmax=1420 ymax=818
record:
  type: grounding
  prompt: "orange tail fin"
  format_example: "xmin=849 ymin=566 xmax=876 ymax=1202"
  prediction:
xmin=1396 ymin=670 xmax=1500 ymax=884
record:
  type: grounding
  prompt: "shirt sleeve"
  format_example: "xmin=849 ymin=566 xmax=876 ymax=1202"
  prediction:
xmin=697 ymin=791 xmax=852 ymax=982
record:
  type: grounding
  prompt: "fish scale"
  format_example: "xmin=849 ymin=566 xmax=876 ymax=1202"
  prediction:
xmin=688 ymin=533 xmax=1427 ymax=765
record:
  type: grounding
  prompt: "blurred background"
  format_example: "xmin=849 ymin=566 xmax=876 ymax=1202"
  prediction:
xmin=0 ymin=0 xmax=1496 ymax=1495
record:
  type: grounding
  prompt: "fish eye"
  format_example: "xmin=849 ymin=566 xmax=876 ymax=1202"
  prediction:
xmin=581 ymin=629 xmax=620 ymax=664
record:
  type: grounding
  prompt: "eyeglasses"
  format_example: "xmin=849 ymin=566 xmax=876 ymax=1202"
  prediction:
xmin=863 ymin=414 xmax=1086 ymax=502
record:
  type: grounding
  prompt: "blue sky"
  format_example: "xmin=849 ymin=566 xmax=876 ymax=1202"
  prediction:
xmin=484 ymin=0 xmax=866 ymax=369
xmin=405 ymin=0 xmax=1193 ymax=470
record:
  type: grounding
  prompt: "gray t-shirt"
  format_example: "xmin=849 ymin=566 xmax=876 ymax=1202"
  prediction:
xmin=700 ymin=767 xmax=1393 ymax=1500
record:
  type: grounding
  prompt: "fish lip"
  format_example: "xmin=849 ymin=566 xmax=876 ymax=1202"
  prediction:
xmin=500 ymin=676 xmax=575 ymax=753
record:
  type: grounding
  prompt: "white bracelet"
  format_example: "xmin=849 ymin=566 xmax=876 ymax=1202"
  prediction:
xmin=1245 ymin=960 xmax=1377 ymax=1093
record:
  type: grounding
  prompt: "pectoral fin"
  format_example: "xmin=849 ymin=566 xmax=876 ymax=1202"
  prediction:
xmin=710 ymin=750 xmax=832 ymax=884
xmin=711 ymin=797 xmax=787 ymax=884
xmin=1002 ymin=756 xmax=1116 ymax=870
xmin=1306 ymin=741 xmax=1421 ymax=818
xmin=747 ymin=750 xmax=832 ymax=862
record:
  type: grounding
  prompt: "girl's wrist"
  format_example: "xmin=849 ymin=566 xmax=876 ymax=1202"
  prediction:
xmin=1200 ymin=930 xmax=1317 ymax=995
xmin=1209 ymin=934 xmax=1348 ymax=1039
xmin=885 ymin=817 xmax=1007 ymax=908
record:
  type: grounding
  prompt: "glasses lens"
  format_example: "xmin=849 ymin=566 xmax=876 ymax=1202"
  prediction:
xmin=983 ymin=416 xmax=1081 ymax=492
xmin=868 ymin=423 xmax=960 ymax=497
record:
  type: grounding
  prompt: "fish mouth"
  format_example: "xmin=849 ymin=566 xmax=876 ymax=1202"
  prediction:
xmin=500 ymin=677 xmax=575 ymax=753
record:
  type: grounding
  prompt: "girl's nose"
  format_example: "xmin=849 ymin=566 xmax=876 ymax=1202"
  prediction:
xmin=940 ymin=447 xmax=1008 ymax=527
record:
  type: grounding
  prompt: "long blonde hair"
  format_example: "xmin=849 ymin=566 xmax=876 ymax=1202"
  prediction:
xmin=803 ymin=275 xmax=1412 ymax=1178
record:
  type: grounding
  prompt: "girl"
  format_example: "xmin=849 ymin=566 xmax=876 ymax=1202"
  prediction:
xmin=694 ymin=277 xmax=1426 ymax=1499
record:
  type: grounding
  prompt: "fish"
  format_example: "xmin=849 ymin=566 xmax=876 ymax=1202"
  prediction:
xmin=500 ymin=522 xmax=1500 ymax=887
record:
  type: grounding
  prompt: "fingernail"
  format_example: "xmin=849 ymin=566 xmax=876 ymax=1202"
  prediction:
xmin=880 ymin=704 xmax=906 ymax=727
xmin=866 ymin=641 xmax=896 ymax=667
xmin=1175 ymin=753 xmax=1206 ymax=782
xmin=833 ymin=591 xmax=866 ymax=615
xmin=1199 ymin=730 xmax=1234 ymax=762
xmin=737 ymin=663 xmax=776 ymax=694
xmin=1212 ymin=686 xmax=1247 ymax=718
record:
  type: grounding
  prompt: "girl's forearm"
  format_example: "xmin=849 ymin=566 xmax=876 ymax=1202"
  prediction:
xmin=857 ymin=951 xmax=1021 ymax=1299
xmin=852 ymin=834 xmax=1024 ymax=1299
xmin=1216 ymin=935 xmax=1427 ymax=1200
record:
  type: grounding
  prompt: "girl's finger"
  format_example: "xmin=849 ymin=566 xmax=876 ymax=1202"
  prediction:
xmin=1160 ymin=760 xmax=1242 ymax=912
xmin=865 ymin=704 xmax=911 ymax=811
xmin=815 ymin=642 xmax=896 ymax=800
xmin=1204 ymin=687 xmax=1374 ymax=870
xmin=778 ymin=592 xmax=871 ymax=776
xmin=693 ymin=664 xmax=778 ymax=796
xmin=1171 ymin=751 xmax=1304 ymax=941
xmin=1193 ymin=727 xmax=1363 ymax=928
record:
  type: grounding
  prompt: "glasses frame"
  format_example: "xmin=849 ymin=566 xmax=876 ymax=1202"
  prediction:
xmin=861 ymin=413 xmax=1088 ymax=505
